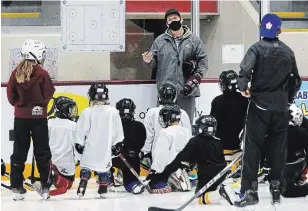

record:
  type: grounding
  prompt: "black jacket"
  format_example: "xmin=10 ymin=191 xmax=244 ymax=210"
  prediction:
xmin=238 ymin=38 xmax=302 ymax=112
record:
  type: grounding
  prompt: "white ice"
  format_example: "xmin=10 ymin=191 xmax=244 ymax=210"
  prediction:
xmin=1 ymin=179 xmax=308 ymax=211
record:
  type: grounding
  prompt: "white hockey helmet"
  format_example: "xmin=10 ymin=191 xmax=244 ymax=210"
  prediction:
xmin=21 ymin=39 xmax=46 ymax=64
xmin=289 ymin=103 xmax=303 ymax=126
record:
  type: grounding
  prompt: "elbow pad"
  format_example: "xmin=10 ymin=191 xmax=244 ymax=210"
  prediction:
xmin=181 ymin=75 xmax=201 ymax=97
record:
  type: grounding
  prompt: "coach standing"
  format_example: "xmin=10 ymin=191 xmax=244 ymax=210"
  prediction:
xmin=234 ymin=13 xmax=302 ymax=207
xmin=142 ymin=9 xmax=208 ymax=123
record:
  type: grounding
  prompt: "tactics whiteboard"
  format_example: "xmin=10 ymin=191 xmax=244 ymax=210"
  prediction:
xmin=60 ymin=0 xmax=125 ymax=52
xmin=9 ymin=48 xmax=58 ymax=80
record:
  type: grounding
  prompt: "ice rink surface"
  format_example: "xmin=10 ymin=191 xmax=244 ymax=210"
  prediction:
xmin=1 ymin=179 xmax=308 ymax=211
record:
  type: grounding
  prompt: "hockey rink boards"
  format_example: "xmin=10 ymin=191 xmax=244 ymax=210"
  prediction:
xmin=1 ymin=179 xmax=307 ymax=211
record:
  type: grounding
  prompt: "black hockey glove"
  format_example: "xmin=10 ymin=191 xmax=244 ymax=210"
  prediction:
xmin=140 ymin=152 xmax=152 ymax=171
xmin=112 ymin=142 xmax=124 ymax=157
xmin=1 ymin=159 xmax=6 ymax=176
xmin=75 ymin=143 xmax=85 ymax=154
xmin=181 ymin=74 xmax=201 ymax=97
xmin=147 ymin=170 xmax=168 ymax=186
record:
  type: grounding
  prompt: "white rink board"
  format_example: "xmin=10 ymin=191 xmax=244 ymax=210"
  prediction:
xmin=61 ymin=0 xmax=125 ymax=52
xmin=1 ymin=81 xmax=307 ymax=163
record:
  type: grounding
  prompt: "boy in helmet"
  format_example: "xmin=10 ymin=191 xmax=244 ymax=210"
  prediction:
xmin=75 ymin=84 xmax=124 ymax=198
xmin=148 ymin=115 xmax=236 ymax=204
xmin=210 ymin=70 xmax=248 ymax=171
xmin=146 ymin=104 xmax=191 ymax=193
xmin=47 ymin=97 xmax=78 ymax=196
xmin=140 ymin=83 xmax=191 ymax=171
xmin=110 ymin=98 xmax=146 ymax=194
xmin=7 ymin=39 xmax=55 ymax=200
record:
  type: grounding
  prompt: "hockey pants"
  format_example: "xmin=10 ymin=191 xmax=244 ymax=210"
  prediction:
xmin=10 ymin=117 xmax=52 ymax=189
xmin=241 ymin=102 xmax=288 ymax=192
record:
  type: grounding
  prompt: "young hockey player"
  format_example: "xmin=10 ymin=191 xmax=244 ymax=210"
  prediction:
xmin=47 ymin=96 xmax=78 ymax=196
xmin=111 ymin=98 xmax=146 ymax=194
xmin=147 ymin=115 xmax=236 ymax=204
xmin=210 ymin=70 xmax=248 ymax=171
xmin=146 ymin=104 xmax=192 ymax=193
xmin=75 ymin=83 xmax=124 ymax=198
xmin=140 ymin=83 xmax=191 ymax=170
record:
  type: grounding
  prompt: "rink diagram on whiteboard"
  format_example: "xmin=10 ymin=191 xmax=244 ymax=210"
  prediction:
xmin=9 ymin=48 xmax=58 ymax=80
xmin=61 ymin=1 xmax=125 ymax=52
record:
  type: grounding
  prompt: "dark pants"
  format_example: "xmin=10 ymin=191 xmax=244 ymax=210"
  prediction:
xmin=241 ymin=102 xmax=288 ymax=192
xmin=112 ymin=156 xmax=140 ymax=186
xmin=10 ymin=117 xmax=52 ymax=188
xmin=177 ymin=95 xmax=196 ymax=124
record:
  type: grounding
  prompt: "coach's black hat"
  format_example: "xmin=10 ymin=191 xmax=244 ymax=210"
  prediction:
xmin=165 ymin=9 xmax=181 ymax=20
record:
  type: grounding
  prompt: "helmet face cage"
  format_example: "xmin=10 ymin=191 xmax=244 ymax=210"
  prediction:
xmin=158 ymin=84 xmax=177 ymax=105
xmin=158 ymin=105 xmax=181 ymax=128
xmin=88 ymin=84 xmax=109 ymax=102
xmin=54 ymin=97 xmax=77 ymax=120
xmin=116 ymin=98 xmax=136 ymax=121
xmin=196 ymin=115 xmax=217 ymax=136
xmin=219 ymin=70 xmax=238 ymax=93
xmin=289 ymin=104 xmax=303 ymax=126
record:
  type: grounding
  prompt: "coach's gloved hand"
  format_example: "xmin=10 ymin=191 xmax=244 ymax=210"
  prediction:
xmin=1 ymin=159 xmax=6 ymax=176
xmin=75 ymin=143 xmax=85 ymax=154
xmin=181 ymin=74 xmax=201 ymax=97
xmin=112 ymin=142 xmax=124 ymax=157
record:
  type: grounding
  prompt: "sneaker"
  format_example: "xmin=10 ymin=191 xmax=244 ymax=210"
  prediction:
xmin=270 ymin=180 xmax=281 ymax=205
xmin=219 ymin=184 xmax=237 ymax=205
xmin=234 ymin=181 xmax=259 ymax=207
xmin=12 ymin=187 xmax=27 ymax=201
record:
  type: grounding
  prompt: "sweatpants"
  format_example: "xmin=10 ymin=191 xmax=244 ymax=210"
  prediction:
xmin=177 ymin=96 xmax=196 ymax=124
xmin=241 ymin=102 xmax=288 ymax=192
xmin=10 ymin=117 xmax=52 ymax=189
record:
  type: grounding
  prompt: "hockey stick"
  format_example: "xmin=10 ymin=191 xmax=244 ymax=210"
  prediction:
xmin=1 ymin=183 xmax=11 ymax=190
xmin=3 ymin=172 xmax=34 ymax=191
xmin=31 ymin=153 xmax=35 ymax=184
xmin=148 ymin=152 xmax=242 ymax=211
xmin=118 ymin=153 xmax=153 ymax=194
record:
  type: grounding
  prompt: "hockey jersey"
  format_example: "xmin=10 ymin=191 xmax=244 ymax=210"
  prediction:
xmin=48 ymin=117 xmax=76 ymax=176
xmin=141 ymin=105 xmax=191 ymax=154
xmin=210 ymin=92 xmax=248 ymax=150
xmin=151 ymin=125 xmax=191 ymax=173
xmin=75 ymin=105 xmax=124 ymax=172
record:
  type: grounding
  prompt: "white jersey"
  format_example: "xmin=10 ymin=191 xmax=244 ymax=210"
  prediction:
xmin=48 ymin=118 xmax=76 ymax=176
xmin=75 ymin=105 xmax=124 ymax=172
xmin=151 ymin=125 xmax=191 ymax=173
xmin=141 ymin=105 xmax=191 ymax=154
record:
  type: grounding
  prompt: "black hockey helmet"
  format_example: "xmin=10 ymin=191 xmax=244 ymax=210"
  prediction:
xmin=54 ymin=96 xmax=77 ymax=120
xmin=159 ymin=104 xmax=181 ymax=128
xmin=88 ymin=83 xmax=109 ymax=102
xmin=158 ymin=83 xmax=177 ymax=105
xmin=116 ymin=98 xmax=136 ymax=121
xmin=219 ymin=70 xmax=238 ymax=93
xmin=195 ymin=115 xmax=217 ymax=136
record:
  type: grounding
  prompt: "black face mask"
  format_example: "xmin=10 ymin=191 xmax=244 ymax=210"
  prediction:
xmin=168 ymin=20 xmax=182 ymax=31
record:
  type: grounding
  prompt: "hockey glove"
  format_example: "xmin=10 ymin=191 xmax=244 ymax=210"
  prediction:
xmin=1 ymin=159 xmax=6 ymax=176
xmin=181 ymin=74 xmax=201 ymax=97
xmin=112 ymin=142 xmax=124 ymax=157
xmin=75 ymin=143 xmax=84 ymax=154
xmin=147 ymin=170 xmax=168 ymax=185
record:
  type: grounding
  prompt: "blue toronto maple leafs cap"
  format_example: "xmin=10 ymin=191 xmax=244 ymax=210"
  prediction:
xmin=260 ymin=13 xmax=282 ymax=38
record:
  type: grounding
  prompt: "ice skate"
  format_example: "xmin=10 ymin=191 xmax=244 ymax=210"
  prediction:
xmin=270 ymin=180 xmax=281 ymax=205
xmin=77 ymin=179 xmax=88 ymax=199
xmin=234 ymin=181 xmax=259 ymax=207
xmin=12 ymin=187 xmax=26 ymax=201
xmin=97 ymin=172 xmax=109 ymax=198
xmin=32 ymin=182 xmax=50 ymax=200
xmin=219 ymin=184 xmax=237 ymax=205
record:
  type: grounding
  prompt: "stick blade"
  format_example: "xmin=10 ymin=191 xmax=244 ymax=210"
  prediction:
xmin=148 ymin=207 xmax=176 ymax=211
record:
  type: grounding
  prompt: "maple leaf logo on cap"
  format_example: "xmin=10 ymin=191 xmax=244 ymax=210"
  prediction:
xmin=266 ymin=22 xmax=272 ymax=30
